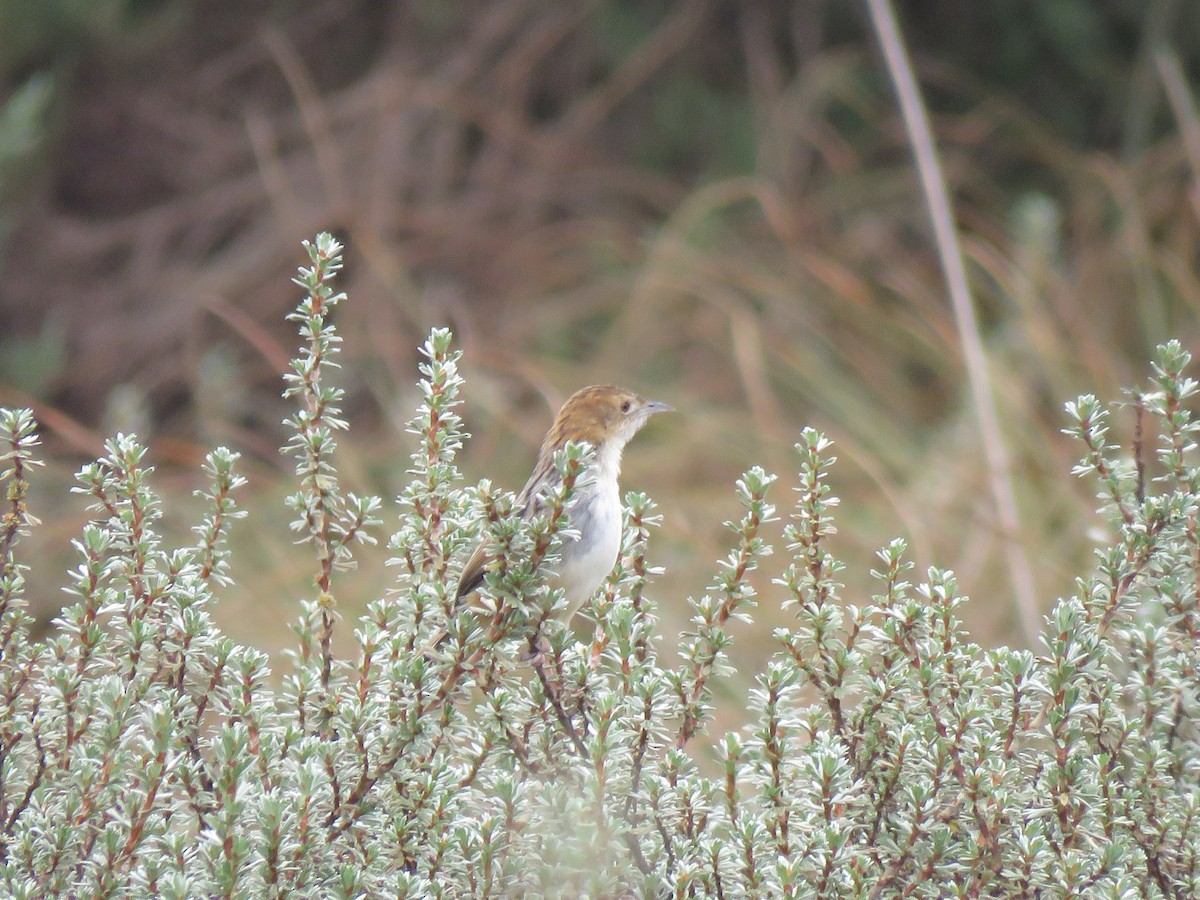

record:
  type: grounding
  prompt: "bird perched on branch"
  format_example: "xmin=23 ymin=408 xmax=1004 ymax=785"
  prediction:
xmin=448 ymin=384 xmax=672 ymax=644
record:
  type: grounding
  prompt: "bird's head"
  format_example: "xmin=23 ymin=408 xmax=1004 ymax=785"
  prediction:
xmin=543 ymin=385 xmax=672 ymax=456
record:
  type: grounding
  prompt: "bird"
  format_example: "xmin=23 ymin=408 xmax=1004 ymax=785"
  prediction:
xmin=444 ymin=385 xmax=672 ymax=650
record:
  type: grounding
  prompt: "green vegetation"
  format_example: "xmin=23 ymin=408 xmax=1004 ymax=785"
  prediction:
xmin=2 ymin=234 xmax=1200 ymax=894
xmin=2 ymin=9 xmax=1200 ymax=887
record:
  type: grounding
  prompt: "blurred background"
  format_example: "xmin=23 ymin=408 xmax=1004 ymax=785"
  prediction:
xmin=3 ymin=0 xmax=1200 ymax=675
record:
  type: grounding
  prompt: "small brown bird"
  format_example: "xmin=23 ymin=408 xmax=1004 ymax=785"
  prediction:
xmin=453 ymin=385 xmax=672 ymax=635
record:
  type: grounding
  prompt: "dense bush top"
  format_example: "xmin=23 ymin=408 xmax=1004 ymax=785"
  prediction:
xmin=0 ymin=236 xmax=1197 ymax=897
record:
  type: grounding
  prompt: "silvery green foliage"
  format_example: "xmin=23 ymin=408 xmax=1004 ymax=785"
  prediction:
xmin=1 ymin=239 xmax=1199 ymax=896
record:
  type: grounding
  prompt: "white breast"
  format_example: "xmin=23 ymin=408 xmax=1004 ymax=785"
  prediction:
xmin=552 ymin=471 xmax=622 ymax=620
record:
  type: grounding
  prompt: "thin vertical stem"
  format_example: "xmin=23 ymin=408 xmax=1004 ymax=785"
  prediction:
xmin=865 ymin=0 xmax=1040 ymax=646
xmin=1155 ymin=48 xmax=1200 ymax=201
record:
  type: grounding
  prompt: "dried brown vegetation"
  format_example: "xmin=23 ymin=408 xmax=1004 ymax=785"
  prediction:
xmin=4 ymin=1 xmax=1200 ymax=655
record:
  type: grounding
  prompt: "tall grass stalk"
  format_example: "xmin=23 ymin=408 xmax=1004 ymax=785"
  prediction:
xmin=865 ymin=0 xmax=1040 ymax=645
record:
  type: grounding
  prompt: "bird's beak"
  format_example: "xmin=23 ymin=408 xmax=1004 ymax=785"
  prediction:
xmin=644 ymin=400 xmax=674 ymax=415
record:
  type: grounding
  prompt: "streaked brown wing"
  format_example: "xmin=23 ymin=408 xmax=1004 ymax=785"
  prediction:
xmin=454 ymin=456 xmax=562 ymax=601
xmin=513 ymin=451 xmax=560 ymax=518
xmin=454 ymin=540 xmax=489 ymax=600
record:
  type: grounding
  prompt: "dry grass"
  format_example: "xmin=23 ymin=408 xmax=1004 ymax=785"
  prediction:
xmin=4 ymin=1 xmax=1200 ymax=677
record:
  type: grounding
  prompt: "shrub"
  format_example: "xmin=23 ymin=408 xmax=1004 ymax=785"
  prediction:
xmin=0 ymin=233 xmax=1198 ymax=896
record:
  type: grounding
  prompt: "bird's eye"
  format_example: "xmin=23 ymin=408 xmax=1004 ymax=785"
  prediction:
xmin=620 ymin=400 xmax=631 ymax=413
